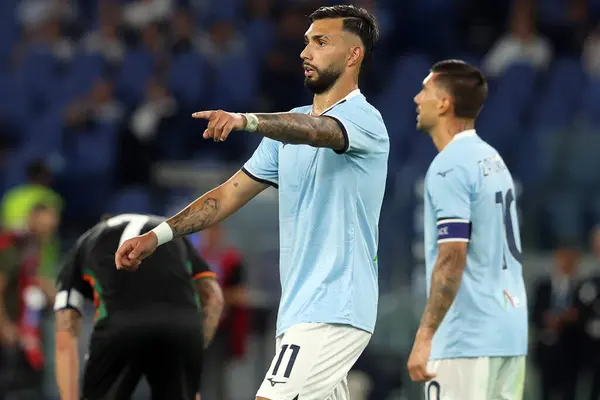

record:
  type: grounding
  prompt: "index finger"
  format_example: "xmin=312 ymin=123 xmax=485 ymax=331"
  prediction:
xmin=192 ymin=111 xmax=214 ymax=120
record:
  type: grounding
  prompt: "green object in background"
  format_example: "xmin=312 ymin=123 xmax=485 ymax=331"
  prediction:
xmin=0 ymin=184 xmax=63 ymax=230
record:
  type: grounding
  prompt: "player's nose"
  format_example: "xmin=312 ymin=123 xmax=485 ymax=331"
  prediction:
xmin=300 ymin=46 xmax=311 ymax=61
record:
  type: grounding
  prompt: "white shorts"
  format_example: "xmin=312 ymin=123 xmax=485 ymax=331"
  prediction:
xmin=256 ymin=323 xmax=371 ymax=400
xmin=424 ymin=356 xmax=526 ymax=400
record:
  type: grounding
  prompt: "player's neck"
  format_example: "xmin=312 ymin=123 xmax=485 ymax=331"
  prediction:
xmin=311 ymin=81 xmax=359 ymax=116
xmin=431 ymin=119 xmax=475 ymax=152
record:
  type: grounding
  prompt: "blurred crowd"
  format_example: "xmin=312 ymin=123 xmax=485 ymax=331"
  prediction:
xmin=1 ymin=0 xmax=600 ymax=398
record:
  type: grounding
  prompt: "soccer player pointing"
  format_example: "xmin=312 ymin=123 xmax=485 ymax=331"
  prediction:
xmin=408 ymin=61 xmax=528 ymax=399
xmin=116 ymin=5 xmax=389 ymax=400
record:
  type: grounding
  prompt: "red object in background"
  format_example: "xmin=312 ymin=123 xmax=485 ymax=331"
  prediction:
xmin=201 ymin=247 xmax=250 ymax=360
xmin=0 ymin=232 xmax=45 ymax=370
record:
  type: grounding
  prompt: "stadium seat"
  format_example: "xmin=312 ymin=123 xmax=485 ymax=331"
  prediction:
xmin=582 ymin=77 xmax=600 ymax=126
xmin=106 ymin=186 xmax=154 ymax=215
xmin=168 ymin=51 xmax=209 ymax=111
xmin=244 ymin=19 xmax=276 ymax=63
xmin=66 ymin=53 xmax=106 ymax=100
xmin=116 ymin=50 xmax=156 ymax=109
xmin=531 ymin=58 xmax=584 ymax=132
xmin=211 ymin=51 xmax=258 ymax=111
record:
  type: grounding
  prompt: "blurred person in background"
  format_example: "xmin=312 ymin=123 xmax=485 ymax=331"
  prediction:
xmin=1 ymin=160 xmax=62 ymax=232
xmin=118 ymin=76 xmax=177 ymax=186
xmin=574 ymin=228 xmax=600 ymax=400
xmin=198 ymin=223 xmax=249 ymax=400
xmin=261 ymin=5 xmax=311 ymax=111
xmin=54 ymin=214 xmax=223 ymax=400
xmin=0 ymin=160 xmax=63 ymax=279
xmin=531 ymin=245 xmax=582 ymax=400
xmin=483 ymin=0 xmax=553 ymax=78
xmin=63 ymin=76 xmax=123 ymax=132
xmin=81 ymin=1 xmax=125 ymax=68
xmin=0 ymin=203 xmax=59 ymax=397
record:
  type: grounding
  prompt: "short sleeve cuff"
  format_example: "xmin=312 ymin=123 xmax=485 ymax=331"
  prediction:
xmin=241 ymin=167 xmax=278 ymax=188
xmin=54 ymin=289 xmax=85 ymax=314
xmin=323 ymin=115 xmax=349 ymax=154
xmin=437 ymin=218 xmax=471 ymax=243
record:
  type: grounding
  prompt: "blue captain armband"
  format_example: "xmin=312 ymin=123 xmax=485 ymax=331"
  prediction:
xmin=437 ymin=218 xmax=471 ymax=243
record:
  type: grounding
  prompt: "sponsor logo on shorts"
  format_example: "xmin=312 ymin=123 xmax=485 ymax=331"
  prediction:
xmin=268 ymin=378 xmax=287 ymax=387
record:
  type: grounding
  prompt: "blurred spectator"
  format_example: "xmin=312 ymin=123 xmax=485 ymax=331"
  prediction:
xmin=583 ymin=23 xmax=600 ymax=77
xmin=118 ymin=77 xmax=177 ymax=185
xmin=197 ymin=20 xmax=247 ymax=67
xmin=261 ymin=6 xmax=309 ymax=111
xmin=122 ymin=0 xmax=174 ymax=28
xmin=0 ymin=160 xmax=62 ymax=232
xmin=531 ymin=246 xmax=582 ymax=400
xmin=63 ymin=77 xmax=122 ymax=132
xmin=0 ymin=204 xmax=59 ymax=396
xmin=536 ymin=0 xmax=587 ymax=55
xmin=81 ymin=1 xmax=125 ymax=66
xmin=198 ymin=224 xmax=249 ymax=400
xmin=575 ymin=227 xmax=600 ymax=399
xmin=484 ymin=0 xmax=552 ymax=77
xmin=170 ymin=8 xmax=196 ymax=54
xmin=243 ymin=0 xmax=275 ymax=64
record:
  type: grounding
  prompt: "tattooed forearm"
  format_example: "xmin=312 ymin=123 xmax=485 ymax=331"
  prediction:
xmin=165 ymin=171 xmax=268 ymax=239
xmin=197 ymin=277 xmax=224 ymax=348
xmin=167 ymin=198 xmax=220 ymax=237
xmin=55 ymin=309 xmax=82 ymax=336
xmin=419 ymin=243 xmax=467 ymax=336
xmin=254 ymin=113 xmax=345 ymax=150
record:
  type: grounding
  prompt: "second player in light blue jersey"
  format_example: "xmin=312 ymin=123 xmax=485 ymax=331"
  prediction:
xmin=408 ymin=60 xmax=528 ymax=400
xmin=115 ymin=5 xmax=389 ymax=400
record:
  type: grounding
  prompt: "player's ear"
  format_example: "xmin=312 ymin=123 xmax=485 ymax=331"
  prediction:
xmin=347 ymin=46 xmax=362 ymax=68
xmin=437 ymin=94 xmax=452 ymax=116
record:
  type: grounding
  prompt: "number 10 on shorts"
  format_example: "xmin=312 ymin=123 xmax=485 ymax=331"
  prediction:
xmin=271 ymin=344 xmax=301 ymax=380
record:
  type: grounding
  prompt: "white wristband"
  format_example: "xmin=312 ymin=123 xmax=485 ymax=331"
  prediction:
xmin=243 ymin=113 xmax=259 ymax=132
xmin=151 ymin=222 xmax=173 ymax=246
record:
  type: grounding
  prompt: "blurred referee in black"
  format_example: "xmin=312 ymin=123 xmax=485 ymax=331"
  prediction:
xmin=53 ymin=214 xmax=224 ymax=400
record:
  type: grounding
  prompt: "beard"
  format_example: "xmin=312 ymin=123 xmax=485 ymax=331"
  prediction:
xmin=416 ymin=115 xmax=433 ymax=134
xmin=304 ymin=66 xmax=343 ymax=94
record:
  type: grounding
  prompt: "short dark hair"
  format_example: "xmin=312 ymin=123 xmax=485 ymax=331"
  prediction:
xmin=309 ymin=5 xmax=379 ymax=62
xmin=431 ymin=60 xmax=488 ymax=119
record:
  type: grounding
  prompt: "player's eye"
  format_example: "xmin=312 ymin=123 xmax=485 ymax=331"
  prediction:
xmin=318 ymin=40 xmax=326 ymax=47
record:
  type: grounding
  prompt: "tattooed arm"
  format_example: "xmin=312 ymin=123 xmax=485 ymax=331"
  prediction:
xmin=417 ymin=241 xmax=468 ymax=339
xmin=195 ymin=276 xmax=225 ymax=347
xmin=167 ymin=169 xmax=268 ymax=238
xmin=252 ymin=113 xmax=346 ymax=151
xmin=55 ymin=309 xmax=82 ymax=400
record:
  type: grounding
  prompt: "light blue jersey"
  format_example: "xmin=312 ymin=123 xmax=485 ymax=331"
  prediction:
xmin=243 ymin=90 xmax=389 ymax=336
xmin=424 ymin=130 xmax=528 ymax=360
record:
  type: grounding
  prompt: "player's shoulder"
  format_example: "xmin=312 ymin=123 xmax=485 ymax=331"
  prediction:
xmin=289 ymin=105 xmax=312 ymax=114
xmin=339 ymin=93 xmax=384 ymax=122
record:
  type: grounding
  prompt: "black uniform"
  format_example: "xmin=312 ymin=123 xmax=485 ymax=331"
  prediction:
xmin=54 ymin=214 xmax=213 ymax=400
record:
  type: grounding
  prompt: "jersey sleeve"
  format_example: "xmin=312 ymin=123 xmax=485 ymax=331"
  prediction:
xmin=53 ymin=238 xmax=93 ymax=314
xmin=427 ymin=165 xmax=472 ymax=243
xmin=183 ymin=238 xmax=217 ymax=280
xmin=323 ymin=101 xmax=387 ymax=156
xmin=242 ymin=137 xmax=279 ymax=188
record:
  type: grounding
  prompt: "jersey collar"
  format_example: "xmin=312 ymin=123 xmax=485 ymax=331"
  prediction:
xmin=450 ymin=129 xmax=477 ymax=142
xmin=316 ymin=89 xmax=362 ymax=116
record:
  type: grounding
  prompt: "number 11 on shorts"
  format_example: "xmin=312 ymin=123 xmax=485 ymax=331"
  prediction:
xmin=271 ymin=344 xmax=301 ymax=379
